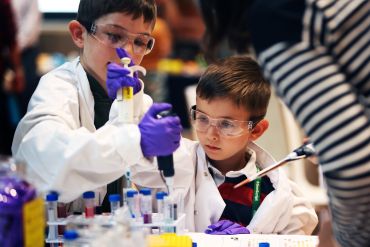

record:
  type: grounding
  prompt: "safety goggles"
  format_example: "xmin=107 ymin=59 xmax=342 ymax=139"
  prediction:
xmin=190 ymin=105 xmax=255 ymax=137
xmin=84 ymin=22 xmax=155 ymax=55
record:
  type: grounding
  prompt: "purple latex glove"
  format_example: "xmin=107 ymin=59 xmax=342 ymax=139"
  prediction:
xmin=205 ymin=220 xmax=250 ymax=235
xmin=116 ymin=47 xmax=139 ymax=79
xmin=106 ymin=48 xmax=141 ymax=100
xmin=139 ymin=103 xmax=182 ymax=157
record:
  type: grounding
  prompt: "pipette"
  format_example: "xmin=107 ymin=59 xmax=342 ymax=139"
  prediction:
xmin=234 ymin=142 xmax=315 ymax=189
xmin=156 ymin=111 xmax=176 ymax=195
xmin=116 ymin=57 xmax=146 ymax=123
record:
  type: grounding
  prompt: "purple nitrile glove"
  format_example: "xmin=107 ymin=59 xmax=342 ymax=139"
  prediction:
xmin=139 ymin=103 xmax=182 ymax=157
xmin=106 ymin=63 xmax=141 ymax=99
xmin=116 ymin=48 xmax=139 ymax=79
xmin=205 ymin=220 xmax=250 ymax=235
xmin=116 ymin=48 xmax=135 ymax=66
xmin=106 ymin=48 xmax=141 ymax=100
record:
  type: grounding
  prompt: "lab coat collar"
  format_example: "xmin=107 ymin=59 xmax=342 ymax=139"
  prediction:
xmin=206 ymin=149 xmax=259 ymax=187
xmin=194 ymin=141 xmax=292 ymax=233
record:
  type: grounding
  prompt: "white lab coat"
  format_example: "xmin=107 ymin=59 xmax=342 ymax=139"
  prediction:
xmin=12 ymin=57 xmax=152 ymax=210
xmin=131 ymin=138 xmax=318 ymax=234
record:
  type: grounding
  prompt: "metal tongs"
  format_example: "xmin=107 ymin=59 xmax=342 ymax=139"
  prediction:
xmin=234 ymin=142 xmax=316 ymax=189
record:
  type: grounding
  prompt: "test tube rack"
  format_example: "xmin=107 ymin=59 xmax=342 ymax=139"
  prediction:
xmin=45 ymin=215 xmax=116 ymax=244
xmin=130 ymin=213 xmax=186 ymax=234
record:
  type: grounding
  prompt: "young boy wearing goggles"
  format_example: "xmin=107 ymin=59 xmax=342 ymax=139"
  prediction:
xmin=131 ymin=55 xmax=318 ymax=234
xmin=12 ymin=0 xmax=182 ymax=213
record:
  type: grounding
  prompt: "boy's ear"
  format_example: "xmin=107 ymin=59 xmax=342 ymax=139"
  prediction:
xmin=249 ymin=119 xmax=269 ymax=141
xmin=69 ymin=20 xmax=85 ymax=48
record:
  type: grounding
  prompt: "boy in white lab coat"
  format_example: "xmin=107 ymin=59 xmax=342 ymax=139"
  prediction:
xmin=11 ymin=0 xmax=182 ymax=212
xmin=131 ymin=55 xmax=318 ymax=234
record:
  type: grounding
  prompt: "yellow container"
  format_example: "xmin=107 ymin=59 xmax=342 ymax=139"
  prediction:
xmin=147 ymin=233 xmax=193 ymax=247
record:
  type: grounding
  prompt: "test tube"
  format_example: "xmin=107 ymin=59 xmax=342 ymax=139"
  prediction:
xmin=133 ymin=192 xmax=142 ymax=222
xmin=109 ymin=194 xmax=121 ymax=216
xmin=46 ymin=192 xmax=58 ymax=242
xmin=140 ymin=188 xmax=152 ymax=224
xmin=126 ymin=189 xmax=138 ymax=218
xmin=57 ymin=202 xmax=67 ymax=234
xmin=156 ymin=191 xmax=167 ymax=218
xmin=173 ymin=203 xmax=178 ymax=220
xmin=82 ymin=191 xmax=95 ymax=218
xmin=122 ymin=169 xmax=132 ymax=205
xmin=163 ymin=195 xmax=174 ymax=233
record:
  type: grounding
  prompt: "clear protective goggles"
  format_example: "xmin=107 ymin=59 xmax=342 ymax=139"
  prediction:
xmin=190 ymin=105 xmax=255 ymax=137
xmin=85 ymin=22 xmax=155 ymax=55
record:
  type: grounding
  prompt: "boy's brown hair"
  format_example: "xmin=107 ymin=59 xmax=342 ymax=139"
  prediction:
xmin=77 ymin=0 xmax=157 ymax=29
xmin=196 ymin=55 xmax=270 ymax=123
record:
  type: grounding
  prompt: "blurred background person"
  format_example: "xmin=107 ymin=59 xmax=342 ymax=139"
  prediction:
xmin=140 ymin=14 xmax=172 ymax=102
xmin=158 ymin=0 xmax=205 ymax=61
xmin=0 ymin=0 xmax=25 ymax=155
xmin=198 ymin=0 xmax=370 ymax=246
xmin=11 ymin=0 xmax=42 ymax=116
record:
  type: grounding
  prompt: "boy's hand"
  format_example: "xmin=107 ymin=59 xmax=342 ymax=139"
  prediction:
xmin=106 ymin=62 xmax=141 ymax=100
xmin=116 ymin=47 xmax=140 ymax=79
xmin=139 ymin=103 xmax=182 ymax=157
xmin=205 ymin=220 xmax=250 ymax=235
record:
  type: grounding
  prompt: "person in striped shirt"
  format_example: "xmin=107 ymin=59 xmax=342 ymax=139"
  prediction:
xmin=198 ymin=0 xmax=370 ymax=246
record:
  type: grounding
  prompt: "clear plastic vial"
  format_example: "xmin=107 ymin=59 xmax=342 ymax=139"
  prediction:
xmin=46 ymin=192 xmax=58 ymax=241
xmin=156 ymin=191 xmax=167 ymax=217
xmin=82 ymin=191 xmax=95 ymax=218
xmin=162 ymin=195 xmax=175 ymax=233
xmin=139 ymin=188 xmax=152 ymax=224
xmin=109 ymin=194 xmax=121 ymax=215
xmin=126 ymin=189 xmax=138 ymax=218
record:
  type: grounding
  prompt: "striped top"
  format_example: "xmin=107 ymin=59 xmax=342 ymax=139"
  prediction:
xmin=250 ymin=0 xmax=370 ymax=246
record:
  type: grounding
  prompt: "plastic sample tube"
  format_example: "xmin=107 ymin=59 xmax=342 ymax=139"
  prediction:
xmin=109 ymin=194 xmax=121 ymax=216
xmin=126 ymin=189 xmax=138 ymax=218
xmin=82 ymin=191 xmax=95 ymax=218
xmin=133 ymin=192 xmax=142 ymax=222
xmin=163 ymin=195 xmax=175 ymax=233
xmin=156 ymin=191 xmax=167 ymax=216
xmin=140 ymin=188 xmax=152 ymax=224
xmin=46 ymin=192 xmax=58 ymax=241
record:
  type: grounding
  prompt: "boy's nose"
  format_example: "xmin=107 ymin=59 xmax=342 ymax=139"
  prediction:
xmin=206 ymin=124 xmax=219 ymax=141
xmin=121 ymin=43 xmax=134 ymax=58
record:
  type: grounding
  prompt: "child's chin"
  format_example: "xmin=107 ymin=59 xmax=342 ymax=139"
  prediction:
xmin=205 ymin=152 xmax=223 ymax=161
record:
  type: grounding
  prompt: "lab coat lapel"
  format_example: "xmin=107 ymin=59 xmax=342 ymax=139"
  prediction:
xmin=74 ymin=58 xmax=95 ymax=132
xmin=246 ymin=142 xmax=294 ymax=233
xmin=194 ymin=146 xmax=225 ymax=232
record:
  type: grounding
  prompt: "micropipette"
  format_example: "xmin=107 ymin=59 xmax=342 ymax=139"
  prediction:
xmin=156 ymin=111 xmax=176 ymax=195
xmin=116 ymin=56 xmax=146 ymax=123
xmin=234 ymin=142 xmax=316 ymax=188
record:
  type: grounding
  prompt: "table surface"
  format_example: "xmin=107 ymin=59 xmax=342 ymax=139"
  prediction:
xmin=186 ymin=232 xmax=319 ymax=247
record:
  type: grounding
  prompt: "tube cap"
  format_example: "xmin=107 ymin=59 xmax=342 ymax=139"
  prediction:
xmin=259 ymin=243 xmax=270 ymax=247
xmin=46 ymin=192 xmax=58 ymax=202
xmin=109 ymin=194 xmax=121 ymax=202
xmin=64 ymin=229 xmax=79 ymax=240
xmin=82 ymin=191 xmax=95 ymax=199
xmin=126 ymin=190 xmax=138 ymax=198
xmin=139 ymin=188 xmax=151 ymax=196
xmin=156 ymin=191 xmax=168 ymax=200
